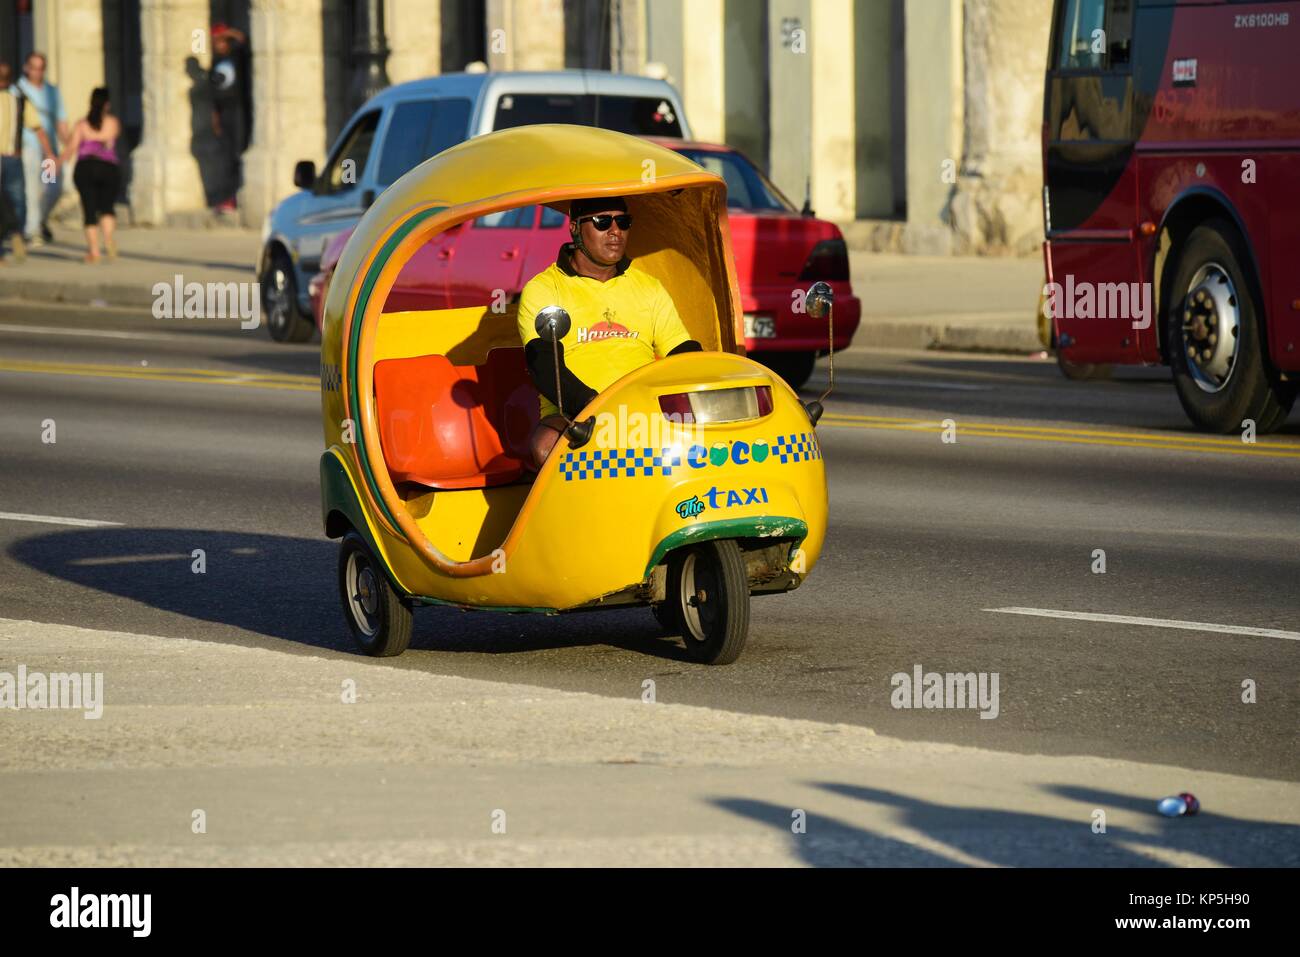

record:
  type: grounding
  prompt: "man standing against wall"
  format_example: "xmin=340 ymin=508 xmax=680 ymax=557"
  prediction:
xmin=209 ymin=24 xmax=251 ymax=213
xmin=16 ymin=52 xmax=67 ymax=247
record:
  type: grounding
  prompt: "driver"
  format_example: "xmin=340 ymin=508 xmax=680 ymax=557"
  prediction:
xmin=517 ymin=196 xmax=701 ymax=467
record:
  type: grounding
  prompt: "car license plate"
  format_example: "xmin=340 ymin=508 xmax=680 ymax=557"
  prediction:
xmin=744 ymin=314 xmax=776 ymax=339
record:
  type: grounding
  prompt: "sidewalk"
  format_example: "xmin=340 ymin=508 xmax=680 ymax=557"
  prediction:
xmin=0 ymin=224 xmax=260 ymax=311
xmin=3 ymin=617 xmax=1296 ymax=866
xmin=848 ymin=252 xmax=1043 ymax=353
xmin=0 ymin=224 xmax=1045 ymax=353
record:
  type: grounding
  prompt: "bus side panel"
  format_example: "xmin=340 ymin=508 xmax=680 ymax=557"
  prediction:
xmin=1265 ymin=152 xmax=1300 ymax=370
xmin=1138 ymin=0 xmax=1300 ymax=372
xmin=1048 ymin=236 xmax=1148 ymax=365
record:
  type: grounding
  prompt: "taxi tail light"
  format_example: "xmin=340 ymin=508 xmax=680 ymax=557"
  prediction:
xmin=659 ymin=386 xmax=773 ymax=424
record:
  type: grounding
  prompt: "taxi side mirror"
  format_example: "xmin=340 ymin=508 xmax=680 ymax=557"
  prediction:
xmin=535 ymin=306 xmax=571 ymax=342
xmin=805 ymin=281 xmax=834 ymax=319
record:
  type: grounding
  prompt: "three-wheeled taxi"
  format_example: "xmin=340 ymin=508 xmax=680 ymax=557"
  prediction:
xmin=320 ymin=124 xmax=833 ymax=664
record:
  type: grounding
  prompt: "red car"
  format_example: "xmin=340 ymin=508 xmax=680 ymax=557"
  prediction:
xmin=310 ymin=141 xmax=860 ymax=389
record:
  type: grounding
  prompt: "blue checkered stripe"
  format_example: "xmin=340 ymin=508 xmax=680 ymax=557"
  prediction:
xmin=560 ymin=448 xmax=682 ymax=481
xmin=772 ymin=432 xmax=821 ymax=464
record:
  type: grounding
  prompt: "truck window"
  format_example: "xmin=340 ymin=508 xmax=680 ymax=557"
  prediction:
xmin=375 ymin=98 xmax=473 ymax=187
xmin=322 ymin=110 xmax=380 ymax=193
xmin=493 ymin=93 xmax=683 ymax=137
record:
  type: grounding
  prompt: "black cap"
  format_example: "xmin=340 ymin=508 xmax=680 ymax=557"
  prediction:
xmin=569 ymin=196 xmax=628 ymax=219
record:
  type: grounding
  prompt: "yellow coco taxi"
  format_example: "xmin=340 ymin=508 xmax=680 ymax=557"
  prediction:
xmin=320 ymin=124 xmax=834 ymax=665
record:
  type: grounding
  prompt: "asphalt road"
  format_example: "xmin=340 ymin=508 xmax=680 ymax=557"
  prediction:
xmin=1 ymin=299 xmax=1297 ymax=786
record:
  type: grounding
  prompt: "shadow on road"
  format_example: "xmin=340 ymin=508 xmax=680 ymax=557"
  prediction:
xmin=6 ymin=526 xmax=691 ymax=663
xmin=710 ymin=782 xmax=1300 ymax=866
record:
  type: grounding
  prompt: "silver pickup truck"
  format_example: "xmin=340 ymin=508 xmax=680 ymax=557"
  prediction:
xmin=258 ymin=69 xmax=691 ymax=341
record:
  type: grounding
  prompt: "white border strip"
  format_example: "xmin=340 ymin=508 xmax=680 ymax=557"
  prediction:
xmin=0 ymin=511 xmax=123 ymax=528
xmin=985 ymin=606 xmax=1300 ymax=642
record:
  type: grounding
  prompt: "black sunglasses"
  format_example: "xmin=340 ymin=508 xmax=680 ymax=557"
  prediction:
xmin=576 ymin=213 xmax=633 ymax=231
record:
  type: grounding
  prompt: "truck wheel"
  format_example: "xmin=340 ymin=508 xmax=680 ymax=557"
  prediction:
xmin=1165 ymin=221 xmax=1295 ymax=433
xmin=669 ymin=540 xmax=750 ymax=665
xmin=756 ymin=351 xmax=816 ymax=391
xmin=263 ymin=248 xmax=315 ymax=343
xmin=338 ymin=532 xmax=413 ymax=657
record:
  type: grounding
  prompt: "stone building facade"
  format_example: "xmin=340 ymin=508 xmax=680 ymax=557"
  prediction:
xmin=6 ymin=0 xmax=1051 ymax=255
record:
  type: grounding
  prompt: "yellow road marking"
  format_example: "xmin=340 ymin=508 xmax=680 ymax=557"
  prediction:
xmin=0 ymin=359 xmax=318 ymax=392
xmin=4 ymin=359 xmax=1296 ymax=460
xmin=820 ymin=414 xmax=1300 ymax=460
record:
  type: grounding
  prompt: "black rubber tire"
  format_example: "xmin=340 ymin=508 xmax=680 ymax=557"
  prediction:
xmin=1056 ymin=354 xmax=1113 ymax=381
xmin=650 ymin=602 xmax=679 ymax=635
xmin=1165 ymin=220 xmax=1295 ymax=434
xmin=668 ymin=540 xmax=750 ymax=665
xmin=262 ymin=248 xmax=315 ymax=343
xmin=755 ymin=351 xmax=816 ymax=391
xmin=338 ymin=532 xmax=413 ymax=657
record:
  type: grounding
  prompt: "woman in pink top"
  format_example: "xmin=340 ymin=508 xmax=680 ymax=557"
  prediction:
xmin=61 ymin=87 xmax=121 ymax=263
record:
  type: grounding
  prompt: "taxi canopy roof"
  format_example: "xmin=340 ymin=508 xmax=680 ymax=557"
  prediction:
xmin=327 ymin=124 xmax=744 ymax=356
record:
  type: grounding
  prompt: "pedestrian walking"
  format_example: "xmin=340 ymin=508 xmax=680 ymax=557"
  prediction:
xmin=62 ymin=87 xmax=121 ymax=264
xmin=0 ymin=60 xmax=50 ymax=264
xmin=209 ymin=23 xmax=251 ymax=213
xmin=15 ymin=52 xmax=67 ymax=247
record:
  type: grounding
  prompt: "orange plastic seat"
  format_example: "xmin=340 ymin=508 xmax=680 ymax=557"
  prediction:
xmin=374 ymin=349 xmax=539 ymax=489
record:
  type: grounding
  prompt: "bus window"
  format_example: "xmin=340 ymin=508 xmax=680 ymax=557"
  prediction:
xmin=1056 ymin=0 xmax=1106 ymax=70
xmin=1055 ymin=0 xmax=1133 ymax=71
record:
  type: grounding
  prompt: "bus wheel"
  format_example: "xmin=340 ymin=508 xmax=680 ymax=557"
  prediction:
xmin=1166 ymin=220 xmax=1296 ymax=434
xmin=338 ymin=532 xmax=413 ymax=657
xmin=669 ymin=540 xmax=750 ymax=665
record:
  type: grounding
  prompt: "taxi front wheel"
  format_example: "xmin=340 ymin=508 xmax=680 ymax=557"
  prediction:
xmin=338 ymin=532 xmax=413 ymax=657
xmin=669 ymin=540 xmax=750 ymax=665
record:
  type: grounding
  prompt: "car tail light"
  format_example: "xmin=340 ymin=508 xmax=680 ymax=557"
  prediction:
xmin=658 ymin=392 xmax=693 ymax=419
xmin=658 ymin=386 xmax=773 ymax=424
xmin=799 ymin=239 xmax=849 ymax=282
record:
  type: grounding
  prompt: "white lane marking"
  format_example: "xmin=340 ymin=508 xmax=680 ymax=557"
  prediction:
xmin=985 ymin=606 xmax=1300 ymax=642
xmin=0 ymin=511 xmax=123 ymax=528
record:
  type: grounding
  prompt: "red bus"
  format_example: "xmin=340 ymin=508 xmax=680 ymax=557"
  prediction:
xmin=1043 ymin=0 xmax=1299 ymax=432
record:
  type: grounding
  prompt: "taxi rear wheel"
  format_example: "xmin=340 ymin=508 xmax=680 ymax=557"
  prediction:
xmin=338 ymin=532 xmax=413 ymax=657
xmin=650 ymin=602 xmax=679 ymax=635
xmin=669 ymin=540 xmax=750 ymax=665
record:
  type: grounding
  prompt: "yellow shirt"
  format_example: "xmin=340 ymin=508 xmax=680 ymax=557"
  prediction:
xmin=0 ymin=92 xmax=40 ymax=156
xmin=517 ymin=247 xmax=692 ymax=417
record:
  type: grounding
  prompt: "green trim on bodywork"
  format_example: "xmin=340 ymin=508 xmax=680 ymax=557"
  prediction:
xmin=322 ymin=449 xmax=558 ymax=613
xmin=345 ymin=205 xmax=446 ymax=533
xmin=644 ymin=516 xmax=808 ymax=577
xmin=320 ymin=450 xmax=388 ymax=567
